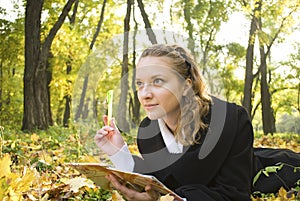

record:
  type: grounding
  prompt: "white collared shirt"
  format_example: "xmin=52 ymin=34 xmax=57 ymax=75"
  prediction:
xmin=109 ymin=119 xmax=184 ymax=171
xmin=158 ymin=119 xmax=183 ymax=154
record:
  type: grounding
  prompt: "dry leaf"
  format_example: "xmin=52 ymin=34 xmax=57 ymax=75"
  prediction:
xmin=0 ymin=154 xmax=12 ymax=178
xmin=111 ymin=190 xmax=125 ymax=201
xmin=64 ymin=177 xmax=95 ymax=193
xmin=160 ymin=194 xmax=175 ymax=201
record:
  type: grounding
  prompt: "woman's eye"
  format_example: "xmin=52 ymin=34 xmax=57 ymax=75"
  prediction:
xmin=136 ymin=81 xmax=143 ymax=88
xmin=153 ymin=78 xmax=164 ymax=86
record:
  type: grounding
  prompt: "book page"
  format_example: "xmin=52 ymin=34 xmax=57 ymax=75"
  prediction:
xmin=67 ymin=163 xmax=182 ymax=200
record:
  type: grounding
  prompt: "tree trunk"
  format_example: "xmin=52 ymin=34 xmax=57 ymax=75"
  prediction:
xmin=137 ymin=0 xmax=157 ymax=44
xmin=257 ymin=11 xmax=276 ymax=134
xmin=22 ymin=0 xmax=76 ymax=131
xmin=117 ymin=0 xmax=131 ymax=132
xmin=129 ymin=2 xmax=140 ymax=127
xmin=183 ymin=0 xmax=196 ymax=57
xmin=75 ymin=75 xmax=89 ymax=121
xmin=242 ymin=0 xmax=261 ymax=118
xmin=90 ymin=0 xmax=107 ymax=50
xmin=259 ymin=43 xmax=276 ymax=134
xmin=23 ymin=0 xmax=46 ymax=130
xmin=63 ymin=0 xmax=79 ymax=127
xmin=74 ymin=0 xmax=107 ymax=122
xmin=63 ymin=58 xmax=72 ymax=126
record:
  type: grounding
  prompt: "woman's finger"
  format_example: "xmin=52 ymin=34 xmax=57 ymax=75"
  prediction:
xmin=145 ymin=185 xmax=160 ymax=200
xmin=106 ymin=174 xmax=123 ymax=189
xmin=103 ymin=115 xmax=108 ymax=126
xmin=106 ymin=174 xmax=133 ymax=197
xmin=109 ymin=118 xmax=118 ymax=129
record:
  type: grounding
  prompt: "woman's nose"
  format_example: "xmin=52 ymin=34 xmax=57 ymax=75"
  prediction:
xmin=139 ymin=84 xmax=153 ymax=99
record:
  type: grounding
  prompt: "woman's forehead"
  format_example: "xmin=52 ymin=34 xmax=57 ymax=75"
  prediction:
xmin=137 ymin=56 xmax=173 ymax=67
xmin=136 ymin=65 xmax=176 ymax=78
xmin=136 ymin=56 xmax=184 ymax=79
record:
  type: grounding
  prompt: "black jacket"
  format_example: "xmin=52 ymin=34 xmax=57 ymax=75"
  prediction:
xmin=133 ymin=97 xmax=254 ymax=201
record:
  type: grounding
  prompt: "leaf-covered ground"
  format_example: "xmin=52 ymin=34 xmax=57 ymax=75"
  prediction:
xmin=0 ymin=127 xmax=299 ymax=201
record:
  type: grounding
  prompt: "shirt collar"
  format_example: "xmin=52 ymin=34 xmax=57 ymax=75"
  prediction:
xmin=157 ymin=119 xmax=183 ymax=154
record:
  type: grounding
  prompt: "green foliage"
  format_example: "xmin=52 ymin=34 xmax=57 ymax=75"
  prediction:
xmin=252 ymin=163 xmax=284 ymax=186
xmin=0 ymin=14 xmax=24 ymax=128
xmin=252 ymin=162 xmax=300 ymax=200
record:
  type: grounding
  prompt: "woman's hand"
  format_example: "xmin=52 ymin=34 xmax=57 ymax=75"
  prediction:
xmin=106 ymin=174 xmax=160 ymax=201
xmin=94 ymin=115 xmax=125 ymax=156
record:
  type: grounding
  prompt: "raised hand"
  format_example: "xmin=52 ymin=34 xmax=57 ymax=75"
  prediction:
xmin=94 ymin=115 xmax=125 ymax=156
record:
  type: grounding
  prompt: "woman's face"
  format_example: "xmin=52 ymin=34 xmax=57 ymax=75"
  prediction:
xmin=136 ymin=56 xmax=187 ymax=123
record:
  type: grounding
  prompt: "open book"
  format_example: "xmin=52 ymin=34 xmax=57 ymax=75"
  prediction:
xmin=67 ymin=163 xmax=182 ymax=200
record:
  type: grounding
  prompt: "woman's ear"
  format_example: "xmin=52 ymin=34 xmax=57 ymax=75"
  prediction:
xmin=183 ymin=78 xmax=192 ymax=96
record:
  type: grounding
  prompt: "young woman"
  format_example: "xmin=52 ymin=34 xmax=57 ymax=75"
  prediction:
xmin=94 ymin=44 xmax=254 ymax=201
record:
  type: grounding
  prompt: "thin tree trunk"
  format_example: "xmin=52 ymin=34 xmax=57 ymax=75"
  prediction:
xmin=129 ymin=0 xmax=140 ymax=127
xmin=259 ymin=45 xmax=276 ymax=134
xmin=242 ymin=0 xmax=261 ymax=118
xmin=75 ymin=75 xmax=89 ymax=120
xmin=63 ymin=0 xmax=79 ymax=127
xmin=63 ymin=58 xmax=72 ymax=126
xmin=255 ymin=0 xmax=293 ymax=134
xmin=117 ymin=0 xmax=131 ymax=132
xmin=90 ymin=0 xmax=107 ymax=50
xmin=75 ymin=0 xmax=107 ymax=122
xmin=257 ymin=13 xmax=276 ymax=134
xmin=137 ymin=0 xmax=157 ymax=44
xmin=183 ymin=0 xmax=195 ymax=57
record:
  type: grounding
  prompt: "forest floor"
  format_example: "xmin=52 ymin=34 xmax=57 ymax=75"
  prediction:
xmin=0 ymin=127 xmax=299 ymax=201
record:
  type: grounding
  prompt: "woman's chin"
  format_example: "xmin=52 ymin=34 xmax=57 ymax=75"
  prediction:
xmin=146 ymin=112 xmax=162 ymax=120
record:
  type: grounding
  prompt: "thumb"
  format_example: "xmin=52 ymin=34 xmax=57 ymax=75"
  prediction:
xmin=110 ymin=117 xmax=117 ymax=129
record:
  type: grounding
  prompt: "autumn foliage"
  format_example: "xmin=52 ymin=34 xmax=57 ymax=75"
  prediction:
xmin=0 ymin=127 xmax=299 ymax=201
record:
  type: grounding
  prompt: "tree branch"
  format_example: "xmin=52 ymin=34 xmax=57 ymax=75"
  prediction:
xmin=43 ymin=0 xmax=76 ymax=51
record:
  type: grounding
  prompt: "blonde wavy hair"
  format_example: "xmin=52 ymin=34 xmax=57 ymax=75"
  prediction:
xmin=139 ymin=44 xmax=211 ymax=145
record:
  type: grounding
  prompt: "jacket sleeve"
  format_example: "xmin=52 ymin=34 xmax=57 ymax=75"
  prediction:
xmin=175 ymin=106 xmax=254 ymax=201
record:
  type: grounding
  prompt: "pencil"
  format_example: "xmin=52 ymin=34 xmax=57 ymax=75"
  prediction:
xmin=107 ymin=90 xmax=113 ymax=125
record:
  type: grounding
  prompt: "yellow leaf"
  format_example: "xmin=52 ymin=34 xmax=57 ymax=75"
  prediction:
xmin=8 ymin=167 xmax=36 ymax=197
xmin=19 ymin=167 xmax=37 ymax=188
xmin=160 ymin=194 xmax=175 ymax=201
xmin=39 ymin=150 xmax=53 ymax=165
xmin=65 ymin=177 xmax=95 ymax=193
xmin=0 ymin=177 xmax=9 ymax=200
xmin=278 ymin=187 xmax=287 ymax=198
xmin=7 ymin=187 xmax=22 ymax=201
xmin=31 ymin=133 xmax=39 ymax=142
xmin=111 ymin=190 xmax=125 ymax=201
xmin=0 ymin=154 xmax=12 ymax=178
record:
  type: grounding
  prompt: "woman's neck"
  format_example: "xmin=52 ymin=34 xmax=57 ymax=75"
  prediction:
xmin=163 ymin=114 xmax=180 ymax=134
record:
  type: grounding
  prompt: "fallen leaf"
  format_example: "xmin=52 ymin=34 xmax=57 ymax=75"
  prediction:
xmin=160 ymin=194 xmax=174 ymax=201
xmin=111 ymin=190 xmax=125 ymax=201
xmin=64 ymin=177 xmax=95 ymax=193
xmin=0 ymin=154 xmax=12 ymax=178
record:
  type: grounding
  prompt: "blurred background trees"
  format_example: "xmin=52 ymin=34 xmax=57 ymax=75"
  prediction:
xmin=0 ymin=0 xmax=299 ymax=136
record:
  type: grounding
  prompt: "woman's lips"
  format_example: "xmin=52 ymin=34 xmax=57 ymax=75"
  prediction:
xmin=143 ymin=104 xmax=158 ymax=110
